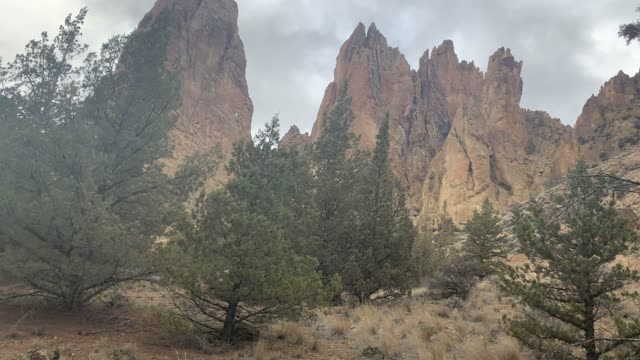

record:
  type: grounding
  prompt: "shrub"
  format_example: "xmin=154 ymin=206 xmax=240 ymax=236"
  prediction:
xmin=431 ymin=254 xmax=480 ymax=300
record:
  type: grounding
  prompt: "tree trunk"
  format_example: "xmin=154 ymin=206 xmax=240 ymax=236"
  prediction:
xmin=222 ymin=300 xmax=239 ymax=344
xmin=331 ymin=293 xmax=343 ymax=306
xmin=584 ymin=302 xmax=599 ymax=360
xmin=63 ymin=288 xmax=83 ymax=312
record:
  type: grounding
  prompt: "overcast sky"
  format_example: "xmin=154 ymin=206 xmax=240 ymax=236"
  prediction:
xmin=1 ymin=0 xmax=639 ymax=134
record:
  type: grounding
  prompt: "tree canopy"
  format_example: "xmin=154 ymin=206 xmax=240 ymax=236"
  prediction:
xmin=504 ymin=161 xmax=640 ymax=360
xmin=0 ymin=8 xmax=207 ymax=310
xmin=160 ymin=118 xmax=328 ymax=343
xmin=619 ymin=6 xmax=640 ymax=45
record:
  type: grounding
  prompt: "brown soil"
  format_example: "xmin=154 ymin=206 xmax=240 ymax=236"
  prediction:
xmin=0 ymin=283 xmax=356 ymax=359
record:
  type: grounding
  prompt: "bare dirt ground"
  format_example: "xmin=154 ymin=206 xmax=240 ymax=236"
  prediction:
xmin=0 ymin=280 xmax=523 ymax=360
xmin=0 ymin=286 xmax=203 ymax=359
xmin=0 ymin=282 xmax=360 ymax=360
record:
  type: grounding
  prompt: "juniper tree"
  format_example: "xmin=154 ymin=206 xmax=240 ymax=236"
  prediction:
xmin=311 ymin=82 xmax=361 ymax=288
xmin=414 ymin=203 xmax=458 ymax=278
xmin=463 ymin=198 xmax=507 ymax=278
xmin=342 ymin=118 xmax=417 ymax=302
xmin=0 ymin=9 xmax=206 ymax=310
xmin=160 ymin=118 xmax=328 ymax=344
xmin=312 ymin=97 xmax=417 ymax=301
xmin=504 ymin=161 xmax=640 ymax=360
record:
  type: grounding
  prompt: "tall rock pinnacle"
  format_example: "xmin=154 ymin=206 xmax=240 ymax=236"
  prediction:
xmin=131 ymin=0 xmax=253 ymax=184
xmin=311 ymin=22 xmax=414 ymax=151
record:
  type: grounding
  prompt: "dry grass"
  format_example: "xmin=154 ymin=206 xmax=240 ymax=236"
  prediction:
xmin=314 ymin=311 xmax=351 ymax=338
xmin=271 ymin=322 xmax=310 ymax=346
xmin=242 ymin=321 xmax=323 ymax=360
xmin=310 ymin=279 xmax=531 ymax=360
xmin=264 ymin=321 xmax=318 ymax=352
xmin=252 ymin=338 xmax=273 ymax=360
xmin=459 ymin=336 xmax=522 ymax=360
xmin=0 ymin=342 xmax=137 ymax=360
xmin=87 ymin=341 xmax=137 ymax=360
xmin=0 ymin=277 xmax=533 ymax=360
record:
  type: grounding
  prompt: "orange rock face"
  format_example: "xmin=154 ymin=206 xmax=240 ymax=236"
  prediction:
xmin=420 ymin=47 xmax=578 ymax=222
xmin=281 ymin=125 xmax=312 ymax=149
xmin=575 ymin=71 xmax=640 ymax=163
xmin=133 ymin=0 xmax=253 ymax=185
xmin=126 ymin=0 xmax=639 ymax=223
xmin=311 ymin=23 xmax=414 ymax=151
xmin=310 ymin=24 xmax=589 ymax=222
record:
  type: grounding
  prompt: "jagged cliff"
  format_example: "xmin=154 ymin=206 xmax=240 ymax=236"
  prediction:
xmin=575 ymin=71 xmax=640 ymax=163
xmin=128 ymin=0 xmax=639 ymax=222
xmin=419 ymin=46 xmax=578 ymax=222
xmin=132 ymin=0 xmax=253 ymax=184
xmin=306 ymin=23 xmax=640 ymax=223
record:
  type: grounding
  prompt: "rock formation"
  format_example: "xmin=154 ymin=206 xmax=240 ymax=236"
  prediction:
xmin=420 ymin=47 xmax=578 ymax=222
xmin=127 ymin=0 xmax=640 ymax=223
xmin=132 ymin=0 xmax=253 ymax=184
xmin=281 ymin=125 xmax=312 ymax=149
xmin=575 ymin=70 xmax=640 ymax=163
xmin=309 ymin=23 xmax=588 ymax=222
xmin=311 ymin=23 xmax=414 ymax=151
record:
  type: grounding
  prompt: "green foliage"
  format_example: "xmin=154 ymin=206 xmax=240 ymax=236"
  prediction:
xmin=159 ymin=118 xmax=327 ymax=344
xmin=503 ymin=161 xmax=640 ymax=360
xmin=619 ymin=6 xmax=640 ymax=45
xmin=414 ymin=203 xmax=458 ymax=278
xmin=463 ymin=198 xmax=507 ymax=278
xmin=0 ymin=9 xmax=206 ymax=310
xmin=311 ymin=83 xmax=360 ymax=288
xmin=346 ymin=117 xmax=417 ymax=301
xmin=312 ymin=91 xmax=417 ymax=302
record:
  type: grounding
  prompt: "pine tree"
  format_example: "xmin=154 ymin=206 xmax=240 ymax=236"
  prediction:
xmin=160 ymin=118 xmax=327 ymax=343
xmin=0 ymin=8 xmax=206 ymax=310
xmin=503 ymin=161 xmax=640 ymax=360
xmin=463 ymin=198 xmax=507 ymax=278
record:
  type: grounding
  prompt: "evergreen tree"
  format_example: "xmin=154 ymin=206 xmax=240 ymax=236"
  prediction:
xmin=312 ymin=98 xmax=417 ymax=302
xmin=463 ymin=198 xmax=507 ymax=278
xmin=343 ymin=117 xmax=417 ymax=302
xmin=619 ymin=6 xmax=640 ymax=45
xmin=414 ymin=203 xmax=458 ymax=278
xmin=504 ymin=161 xmax=640 ymax=360
xmin=0 ymin=9 xmax=206 ymax=310
xmin=311 ymin=82 xmax=360 ymax=287
xmin=160 ymin=118 xmax=327 ymax=344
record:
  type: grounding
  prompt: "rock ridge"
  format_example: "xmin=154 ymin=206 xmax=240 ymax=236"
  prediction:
xmin=303 ymin=22 xmax=639 ymax=222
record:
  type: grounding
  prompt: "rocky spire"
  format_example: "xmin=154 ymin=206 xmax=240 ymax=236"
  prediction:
xmin=130 ymin=0 xmax=254 ymax=186
xmin=310 ymin=22 xmax=413 ymax=151
xmin=308 ymin=28 xmax=583 ymax=222
xmin=575 ymin=70 xmax=640 ymax=163
xmin=365 ymin=22 xmax=388 ymax=48
xmin=484 ymin=47 xmax=524 ymax=110
xmin=280 ymin=125 xmax=311 ymax=149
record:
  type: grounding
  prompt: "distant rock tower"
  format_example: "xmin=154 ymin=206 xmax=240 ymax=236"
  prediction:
xmin=130 ymin=0 xmax=254 ymax=186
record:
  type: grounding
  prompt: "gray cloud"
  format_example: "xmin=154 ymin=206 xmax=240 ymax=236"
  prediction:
xmin=1 ymin=0 xmax=639 ymax=134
